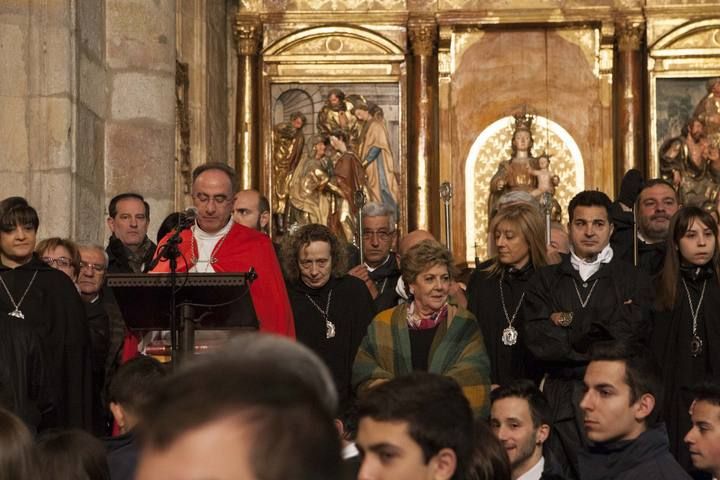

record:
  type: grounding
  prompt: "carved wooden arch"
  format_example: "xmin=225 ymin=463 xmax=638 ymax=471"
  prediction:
xmin=263 ymin=25 xmax=405 ymax=60
xmin=650 ymin=18 xmax=720 ymax=56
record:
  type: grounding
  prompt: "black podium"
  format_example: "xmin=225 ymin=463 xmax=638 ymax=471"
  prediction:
xmin=106 ymin=272 xmax=257 ymax=364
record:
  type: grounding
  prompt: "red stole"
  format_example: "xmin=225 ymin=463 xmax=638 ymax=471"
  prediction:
xmin=150 ymin=223 xmax=295 ymax=338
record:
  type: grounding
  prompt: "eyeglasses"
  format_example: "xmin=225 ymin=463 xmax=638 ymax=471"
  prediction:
xmin=193 ymin=193 xmax=231 ymax=205
xmin=79 ymin=261 xmax=106 ymax=273
xmin=362 ymin=230 xmax=394 ymax=242
xmin=42 ymin=256 xmax=73 ymax=268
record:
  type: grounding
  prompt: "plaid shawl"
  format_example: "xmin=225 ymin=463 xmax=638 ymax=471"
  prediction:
xmin=352 ymin=300 xmax=491 ymax=417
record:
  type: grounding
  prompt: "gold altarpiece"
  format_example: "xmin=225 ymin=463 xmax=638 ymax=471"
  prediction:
xmin=228 ymin=1 xmax=719 ymax=264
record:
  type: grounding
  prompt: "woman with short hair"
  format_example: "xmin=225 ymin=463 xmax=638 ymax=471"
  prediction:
xmin=283 ymin=224 xmax=376 ymax=406
xmin=353 ymin=239 xmax=491 ymax=416
xmin=35 ymin=237 xmax=81 ymax=282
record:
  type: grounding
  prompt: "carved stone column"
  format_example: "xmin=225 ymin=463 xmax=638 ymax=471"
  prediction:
xmin=614 ymin=20 xmax=646 ymax=186
xmin=234 ymin=17 xmax=261 ymax=189
xmin=408 ymin=18 xmax=439 ymax=233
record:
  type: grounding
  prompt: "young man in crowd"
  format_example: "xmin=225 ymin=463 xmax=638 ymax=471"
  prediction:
xmin=684 ymin=381 xmax=720 ymax=480
xmin=232 ymin=189 xmax=271 ymax=234
xmin=577 ymin=341 xmax=690 ymax=479
xmin=105 ymin=355 xmax=167 ymax=480
xmin=523 ymin=190 xmax=654 ymax=476
xmin=491 ymin=379 xmax=568 ymax=480
xmin=355 ymin=372 xmax=475 ymax=480
xmin=136 ymin=350 xmax=341 ymax=480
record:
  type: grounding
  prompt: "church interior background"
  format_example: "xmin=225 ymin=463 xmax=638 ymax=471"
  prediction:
xmin=1 ymin=0 xmax=719 ymax=266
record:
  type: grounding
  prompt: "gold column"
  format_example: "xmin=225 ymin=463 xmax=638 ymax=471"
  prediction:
xmin=408 ymin=18 xmax=439 ymax=233
xmin=614 ymin=20 xmax=646 ymax=187
xmin=233 ymin=17 xmax=261 ymax=189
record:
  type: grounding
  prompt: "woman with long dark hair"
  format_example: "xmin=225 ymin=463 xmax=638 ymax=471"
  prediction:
xmin=652 ymin=206 xmax=720 ymax=470
xmin=467 ymin=203 xmax=550 ymax=386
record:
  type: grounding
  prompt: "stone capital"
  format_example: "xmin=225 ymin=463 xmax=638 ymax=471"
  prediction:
xmin=234 ymin=16 xmax=261 ymax=56
xmin=616 ymin=20 xmax=644 ymax=52
xmin=408 ymin=18 xmax=437 ymax=57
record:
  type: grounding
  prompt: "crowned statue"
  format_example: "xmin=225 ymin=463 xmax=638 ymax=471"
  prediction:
xmin=488 ymin=113 xmax=560 ymax=222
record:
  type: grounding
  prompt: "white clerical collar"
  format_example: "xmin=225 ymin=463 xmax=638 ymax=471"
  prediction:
xmin=517 ymin=456 xmax=544 ymax=480
xmin=194 ymin=219 xmax=233 ymax=240
xmin=570 ymin=244 xmax=613 ymax=281
xmin=366 ymin=254 xmax=391 ymax=273
xmin=396 ymin=276 xmax=409 ymax=301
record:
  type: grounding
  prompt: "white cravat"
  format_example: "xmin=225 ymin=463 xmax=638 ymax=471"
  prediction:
xmin=341 ymin=442 xmax=359 ymax=460
xmin=190 ymin=220 xmax=233 ymax=273
xmin=570 ymin=244 xmax=613 ymax=281
xmin=517 ymin=456 xmax=544 ymax=480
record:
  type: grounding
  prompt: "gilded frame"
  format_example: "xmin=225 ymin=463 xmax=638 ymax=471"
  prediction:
xmin=648 ymin=19 xmax=720 ymax=178
xmin=259 ymin=25 xmax=408 ymax=236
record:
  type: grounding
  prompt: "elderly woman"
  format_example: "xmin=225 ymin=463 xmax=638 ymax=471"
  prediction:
xmin=467 ymin=203 xmax=549 ymax=386
xmin=35 ymin=237 xmax=81 ymax=282
xmin=353 ymin=239 xmax=491 ymax=416
xmin=283 ymin=224 xmax=376 ymax=406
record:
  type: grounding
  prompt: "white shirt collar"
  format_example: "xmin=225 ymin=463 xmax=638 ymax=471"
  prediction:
xmin=516 ymin=456 xmax=544 ymax=480
xmin=190 ymin=219 xmax=233 ymax=273
xmin=365 ymin=254 xmax=391 ymax=273
xmin=341 ymin=442 xmax=359 ymax=460
xmin=570 ymin=244 xmax=613 ymax=281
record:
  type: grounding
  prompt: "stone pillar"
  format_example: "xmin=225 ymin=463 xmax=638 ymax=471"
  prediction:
xmin=105 ymin=0 xmax=176 ymax=242
xmin=0 ymin=2 xmax=77 ymax=238
xmin=614 ymin=20 xmax=645 ymax=186
xmin=233 ymin=16 xmax=261 ymax=190
xmin=407 ymin=18 xmax=439 ymax=233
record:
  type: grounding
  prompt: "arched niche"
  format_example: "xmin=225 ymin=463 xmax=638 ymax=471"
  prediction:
xmin=464 ymin=116 xmax=584 ymax=263
xmin=648 ymin=18 xmax=720 ymax=176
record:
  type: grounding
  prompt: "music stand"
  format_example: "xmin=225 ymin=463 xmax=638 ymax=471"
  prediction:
xmin=106 ymin=272 xmax=257 ymax=365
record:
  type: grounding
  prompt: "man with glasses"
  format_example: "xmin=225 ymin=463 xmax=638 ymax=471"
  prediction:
xmin=348 ymin=202 xmax=401 ymax=311
xmin=78 ymin=244 xmax=112 ymax=435
xmin=150 ymin=163 xmax=294 ymax=337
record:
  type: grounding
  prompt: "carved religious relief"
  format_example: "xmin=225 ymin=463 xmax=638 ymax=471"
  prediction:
xmin=272 ymin=112 xmax=307 ymax=231
xmin=659 ymin=78 xmax=720 ymax=211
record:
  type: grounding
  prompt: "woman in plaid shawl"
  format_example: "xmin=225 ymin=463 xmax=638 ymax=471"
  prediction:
xmin=352 ymin=240 xmax=491 ymax=416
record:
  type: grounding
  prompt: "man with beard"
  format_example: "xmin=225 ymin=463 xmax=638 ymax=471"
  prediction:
xmin=522 ymin=190 xmax=654 ymax=478
xmin=611 ymin=179 xmax=680 ymax=276
xmin=491 ymin=380 xmax=569 ymax=480
xmin=232 ymin=189 xmax=271 ymax=234
xmin=348 ymin=202 xmax=401 ymax=312
xmin=660 ymin=118 xmax=712 ymax=207
xmin=106 ymin=193 xmax=156 ymax=274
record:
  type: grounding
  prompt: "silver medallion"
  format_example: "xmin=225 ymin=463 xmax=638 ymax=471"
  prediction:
xmin=326 ymin=320 xmax=336 ymax=339
xmin=691 ymin=335 xmax=703 ymax=357
xmin=501 ymin=326 xmax=518 ymax=346
xmin=8 ymin=309 xmax=24 ymax=319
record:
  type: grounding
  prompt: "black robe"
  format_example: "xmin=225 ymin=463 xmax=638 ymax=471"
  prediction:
xmin=650 ymin=266 xmax=720 ymax=473
xmin=288 ymin=275 xmax=376 ymax=407
xmin=467 ymin=260 xmax=535 ymax=385
xmin=367 ymin=254 xmax=401 ymax=313
xmin=0 ymin=256 xmax=92 ymax=431
xmin=523 ymin=253 xmax=654 ymax=478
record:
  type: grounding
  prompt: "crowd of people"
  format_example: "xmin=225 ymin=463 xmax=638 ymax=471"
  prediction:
xmin=0 ymin=162 xmax=719 ymax=480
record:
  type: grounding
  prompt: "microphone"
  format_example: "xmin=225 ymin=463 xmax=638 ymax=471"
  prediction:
xmin=177 ymin=207 xmax=197 ymax=230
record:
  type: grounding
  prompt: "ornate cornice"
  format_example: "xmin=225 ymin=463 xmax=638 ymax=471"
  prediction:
xmin=234 ymin=16 xmax=262 ymax=56
xmin=408 ymin=17 xmax=437 ymax=56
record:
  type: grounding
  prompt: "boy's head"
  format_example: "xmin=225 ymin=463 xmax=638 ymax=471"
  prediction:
xmin=355 ymin=372 xmax=474 ymax=480
xmin=108 ymin=355 xmax=167 ymax=433
xmin=685 ymin=381 xmax=720 ymax=477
